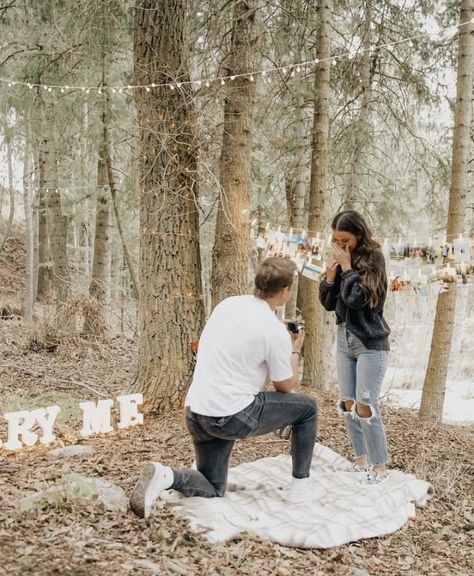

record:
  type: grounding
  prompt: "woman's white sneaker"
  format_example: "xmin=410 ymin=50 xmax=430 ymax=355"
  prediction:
xmin=359 ymin=470 xmax=389 ymax=485
xmin=130 ymin=462 xmax=174 ymax=518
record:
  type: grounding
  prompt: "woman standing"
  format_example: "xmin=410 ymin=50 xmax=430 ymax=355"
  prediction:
xmin=319 ymin=210 xmax=391 ymax=484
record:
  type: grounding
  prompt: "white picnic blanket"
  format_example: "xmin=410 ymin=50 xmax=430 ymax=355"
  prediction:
xmin=162 ymin=444 xmax=433 ymax=548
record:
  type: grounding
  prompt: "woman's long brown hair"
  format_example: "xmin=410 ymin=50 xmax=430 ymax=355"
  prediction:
xmin=332 ymin=210 xmax=386 ymax=308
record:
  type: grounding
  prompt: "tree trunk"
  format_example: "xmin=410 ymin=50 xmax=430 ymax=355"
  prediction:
xmin=286 ymin=118 xmax=307 ymax=319
xmin=40 ymin=100 xmax=71 ymax=323
xmin=104 ymin=130 xmax=139 ymax=301
xmin=300 ymin=0 xmax=332 ymax=391
xmin=211 ymin=0 xmax=260 ymax=307
xmin=134 ymin=0 xmax=205 ymax=412
xmin=0 ymin=137 xmax=15 ymax=256
xmin=83 ymin=63 xmax=111 ymax=336
xmin=345 ymin=0 xmax=373 ymax=208
xmin=419 ymin=1 xmax=473 ymax=422
xmin=82 ymin=154 xmax=110 ymax=335
xmin=36 ymin=151 xmax=51 ymax=301
xmin=22 ymin=130 xmax=35 ymax=323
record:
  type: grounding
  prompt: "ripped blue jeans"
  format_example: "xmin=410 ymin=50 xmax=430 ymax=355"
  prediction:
xmin=336 ymin=324 xmax=389 ymax=466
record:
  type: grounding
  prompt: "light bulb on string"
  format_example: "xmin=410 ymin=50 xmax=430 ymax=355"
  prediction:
xmin=221 ymin=79 xmax=225 ymax=85
xmin=230 ymin=75 xmax=236 ymax=80
xmin=250 ymin=75 xmax=254 ymax=81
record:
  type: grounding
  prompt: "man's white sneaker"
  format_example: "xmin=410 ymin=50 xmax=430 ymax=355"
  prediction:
xmin=287 ymin=477 xmax=322 ymax=503
xmin=130 ymin=462 xmax=174 ymax=519
xmin=359 ymin=470 xmax=389 ymax=485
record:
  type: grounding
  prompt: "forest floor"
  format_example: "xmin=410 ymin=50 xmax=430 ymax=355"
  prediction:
xmin=0 ymin=232 xmax=473 ymax=576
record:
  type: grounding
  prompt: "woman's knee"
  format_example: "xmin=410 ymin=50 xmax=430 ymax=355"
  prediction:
xmin=355 ymin=402 xmax=373 ymax=418
xmin=344 ymin=399 xmax=354 ymax=412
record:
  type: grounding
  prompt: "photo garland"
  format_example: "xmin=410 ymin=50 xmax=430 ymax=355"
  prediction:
xmin=254 ymin=227 xmax=326 ymax=281
xmin=253 ymin=228 xmax=474 ymax=291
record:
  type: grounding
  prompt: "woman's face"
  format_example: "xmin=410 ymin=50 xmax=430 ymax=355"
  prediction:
xmin=332 ymin=229 xmax=359 ymax=252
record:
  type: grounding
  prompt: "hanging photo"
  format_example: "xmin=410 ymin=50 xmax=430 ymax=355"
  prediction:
xmin=301 ymin=259 xmax=325 ymax=281
xmin=265 ymin=229 xmax=285 ymax=255
xmin=452 ymin=238 xmax=470 ymax=263
xmin=280 ymin=232 xmax=303 ymax=258
xmin=389 ymin=241 xmax=406 ymax=260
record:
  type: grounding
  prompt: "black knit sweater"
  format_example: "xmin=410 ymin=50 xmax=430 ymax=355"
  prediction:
xmin=319 ymin=251 xmax=391 ymax=351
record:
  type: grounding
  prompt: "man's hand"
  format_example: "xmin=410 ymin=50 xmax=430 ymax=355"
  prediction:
xmin=292 ymin=328 xmax=304 ymax=353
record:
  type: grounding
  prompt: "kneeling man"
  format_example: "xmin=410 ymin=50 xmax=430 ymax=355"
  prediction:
xmin=130 ymin=257 xmax=318 ymax=518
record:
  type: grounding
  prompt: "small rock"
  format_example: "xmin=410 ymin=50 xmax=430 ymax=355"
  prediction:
xmin=48 ymin=445 xmax=95 ymax=458
xmin=349 ymin=569 xmax=371 ymax=576
xmin=19 ymin=473 xmax=128 ymax=513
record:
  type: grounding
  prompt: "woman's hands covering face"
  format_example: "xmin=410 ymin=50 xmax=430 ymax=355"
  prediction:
xmin=331 ymin=243 xmax=352 ymax=272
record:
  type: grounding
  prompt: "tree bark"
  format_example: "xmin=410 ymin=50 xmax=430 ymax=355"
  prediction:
xmin=82 ymin=153 xmax=110 ymax=335
xmin=36 ymin=160 xmax=50 ymax=301
xmin=0 ymin=137 xmax=15 ymax=256
xmin=211 ymin=0 xmax=260 ymax=308
xmin=22 ymin=128 xmax=35 ymax=323
xmin=300 ymin=0 xmax=332 ymax=391
xmin=419 ymin=0 xmax=474 ymax=422
xmin=104 ymin=133 xmax=139 ymax=301
xmin=285 ymin=117 xmax=307 ymax=319
xmin=345 ymin=0 xmax=373 ymax=208
xmin=134 ymin=0 xmax=205 ymax=412
xmin=39 ymin=100 xmax=71 ymax=323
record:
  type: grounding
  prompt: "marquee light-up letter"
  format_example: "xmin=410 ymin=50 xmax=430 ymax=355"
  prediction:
xmin=117 ymin=394 xmax=144 ymax=429
xmin=80 ymin=399 xmax=114 ymax=437
xmin=32 ymin=405 xmax=61 ymax=445
xmin=4 ymin=410 xmax=37 ymax=450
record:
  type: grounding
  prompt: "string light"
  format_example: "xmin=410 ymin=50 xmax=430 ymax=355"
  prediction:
xmin=0 ymin=19 xmax=472 ymax=95
xmin=254 ymin=217 xmax=470 ymax=245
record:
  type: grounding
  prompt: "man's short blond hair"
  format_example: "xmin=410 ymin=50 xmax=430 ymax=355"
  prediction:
xmin=254 ymin=257 xmax=296 ymax=299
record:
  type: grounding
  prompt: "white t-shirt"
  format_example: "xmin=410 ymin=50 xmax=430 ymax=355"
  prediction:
xmin=185 ymin=295 xmax=293 ymax=416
